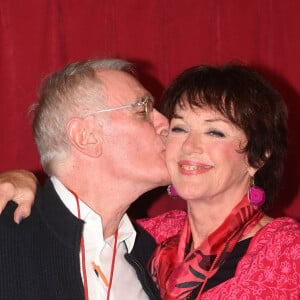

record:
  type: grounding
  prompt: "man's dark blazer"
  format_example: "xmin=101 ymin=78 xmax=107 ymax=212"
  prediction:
xmin=0 ymin=180 xmax=161 ymax=300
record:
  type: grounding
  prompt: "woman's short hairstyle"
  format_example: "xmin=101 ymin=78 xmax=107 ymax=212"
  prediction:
xmin=33 ymin=58 xmax=134 ymax=174
xmin=161 ymin=64 xmax=288 ymax=209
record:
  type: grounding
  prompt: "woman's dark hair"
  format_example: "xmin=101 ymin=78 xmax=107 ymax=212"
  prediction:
xmin=160 ymin=64 xmax=288 ymax=209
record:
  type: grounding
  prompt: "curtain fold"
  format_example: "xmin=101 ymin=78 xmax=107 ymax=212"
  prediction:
xmin=1 ymin=0 xmax=299 ymax=218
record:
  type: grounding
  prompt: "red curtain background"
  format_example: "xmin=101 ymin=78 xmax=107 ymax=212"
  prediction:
xmin=1 ymin=0 xmax=299 ymax=219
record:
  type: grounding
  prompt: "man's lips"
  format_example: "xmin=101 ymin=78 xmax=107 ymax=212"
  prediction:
xmin=178 ymin=160 xmax=212 ymax=175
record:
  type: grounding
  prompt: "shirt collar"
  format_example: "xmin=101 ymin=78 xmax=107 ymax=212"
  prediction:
xmin=50 ymin=176 xmax=136 ymax=253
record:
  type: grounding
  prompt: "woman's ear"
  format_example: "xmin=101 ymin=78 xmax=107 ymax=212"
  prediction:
xmin=247 ymin=166 xmax=257 ymax=177
xmin=66 ymin=118 xmax=103 ymax=157
xmin=247 ymin=150 xmax=271 ymax=177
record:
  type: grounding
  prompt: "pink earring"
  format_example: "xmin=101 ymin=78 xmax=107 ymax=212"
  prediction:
xmin=247 ymin=177 xmax=265 ymax=206
xmin=167 ymin=184 xmax=179 ymax=199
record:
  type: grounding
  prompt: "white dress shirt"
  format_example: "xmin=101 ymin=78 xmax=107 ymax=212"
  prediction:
xmin=51 ymin=177 xmax=149 ymax=300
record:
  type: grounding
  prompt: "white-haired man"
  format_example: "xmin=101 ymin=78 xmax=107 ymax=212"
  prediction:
xmin=0 ymin=59 xmax=170 ymax=300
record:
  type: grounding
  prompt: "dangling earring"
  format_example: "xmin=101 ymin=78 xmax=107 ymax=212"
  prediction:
xmin=247 ymin=176 xmax=265 ymax=206
xmin=167 ymin=184 xmax=179 ymax=199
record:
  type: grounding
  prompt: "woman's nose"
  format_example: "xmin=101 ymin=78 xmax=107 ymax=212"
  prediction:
xmin=182 ymin=132 xmax=203 ymax=154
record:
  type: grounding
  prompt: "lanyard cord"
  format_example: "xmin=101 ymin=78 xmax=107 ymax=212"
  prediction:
xmin=91 ymin=229 xmax=118 ymax=300
xmin=106 ymin=228 xmax=118 ymax=300
xmin=68 ymin=189 xmax=89 ymax=300
xmin=68 ymin=188 xmax=118 ymax=300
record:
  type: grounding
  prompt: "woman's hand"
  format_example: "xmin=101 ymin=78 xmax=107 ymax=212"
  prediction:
xmin=0 ymin=170 xmax=37 ymax=223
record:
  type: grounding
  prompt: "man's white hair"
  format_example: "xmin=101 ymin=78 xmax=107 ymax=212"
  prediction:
xmin=32 ymin=58 xmax=134 ymax=174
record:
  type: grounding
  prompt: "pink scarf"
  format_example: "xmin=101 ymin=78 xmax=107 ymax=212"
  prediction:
xmin=149 ymin=195 xmax=264 ymax=299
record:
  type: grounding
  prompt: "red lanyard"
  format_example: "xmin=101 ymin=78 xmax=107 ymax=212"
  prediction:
xmin=92 ymin=229 xmax=118 ymax=300
xmin=69 ymin=189 xmax=118 ymax=300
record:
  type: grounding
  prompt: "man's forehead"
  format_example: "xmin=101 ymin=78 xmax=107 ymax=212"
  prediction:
xmin=96 ymin=69 xmax=152 ymax=105
xmin=95 ymin=68 xmax=136 ymax=83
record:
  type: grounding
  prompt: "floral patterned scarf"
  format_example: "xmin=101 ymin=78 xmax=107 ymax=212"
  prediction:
xmin=149 ymin=195 xmax=264 ymax=299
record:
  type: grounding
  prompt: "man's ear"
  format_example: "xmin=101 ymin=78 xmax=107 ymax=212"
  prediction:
xmin=66 ymin=118 xmax=103 ymax=157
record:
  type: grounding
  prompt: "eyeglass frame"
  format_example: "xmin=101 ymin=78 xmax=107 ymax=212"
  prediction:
xmin=82 ymin=97 xmax=154 ymax=121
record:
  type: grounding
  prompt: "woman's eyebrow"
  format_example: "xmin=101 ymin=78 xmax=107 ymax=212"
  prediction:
xmin=173 ymin=113 xmax=183 ymax=119
xmin=204 ymin=118 xmax=231 ymax=124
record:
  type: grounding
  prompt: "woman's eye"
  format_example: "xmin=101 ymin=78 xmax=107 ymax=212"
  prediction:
xmin=171 ymin=126 xmax=187 ymax=133
xmin=207 ymin=130 xmax=225 ymax=137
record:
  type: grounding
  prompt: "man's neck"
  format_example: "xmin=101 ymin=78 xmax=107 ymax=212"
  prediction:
xmin=100 ymin=209 xmax=125 ymax=239
xmin=53 ymin=173 xmax=135 ymax=239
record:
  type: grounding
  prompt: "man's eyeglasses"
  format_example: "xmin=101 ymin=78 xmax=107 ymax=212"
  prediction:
xmin=82 ymin=97 xmax=154 ymax=121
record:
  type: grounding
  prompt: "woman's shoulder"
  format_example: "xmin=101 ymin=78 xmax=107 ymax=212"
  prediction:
xmin=249 ymin=216 xmax=300 ymax=252
xmin=258 ymin=216 xmax=299 ymax=237
xmin=136 ymin=210 xmax=187 ymax=244
xmin=202 ymin=217 xmax=300 ymax=299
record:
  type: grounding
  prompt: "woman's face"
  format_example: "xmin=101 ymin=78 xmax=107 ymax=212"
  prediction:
xmin=166 ymin=101 xmax=255 ymax=203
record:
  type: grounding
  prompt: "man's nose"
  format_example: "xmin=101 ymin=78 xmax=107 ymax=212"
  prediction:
xmin=152 ymin=109 xmax=169 ymax=137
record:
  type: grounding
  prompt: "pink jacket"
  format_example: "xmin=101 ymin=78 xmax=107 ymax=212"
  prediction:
xmin=138 ymin=211 xmax=300 ymax=299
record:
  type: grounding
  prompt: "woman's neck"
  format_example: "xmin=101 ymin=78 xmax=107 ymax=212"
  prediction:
xmin=186 ymin=194 xmax=244 ymax=249
xmin=187 ymin=195 xmax=272 ymax=249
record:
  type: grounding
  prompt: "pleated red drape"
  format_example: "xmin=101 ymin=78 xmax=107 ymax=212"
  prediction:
xmin=1 ymin=0 xmax=299 ymax=218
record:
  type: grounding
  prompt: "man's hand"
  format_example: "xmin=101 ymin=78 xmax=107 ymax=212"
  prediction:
xmin=0 ymin=170 xmax=37 ymax=223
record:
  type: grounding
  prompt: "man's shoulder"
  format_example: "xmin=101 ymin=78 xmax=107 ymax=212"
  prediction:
xmin=0 ymin=200 xmax=20 ymax=226
xmin=0 ymin=179 xmax=83 ymax=248
xmin=132 ymin=222 xmax=158 ymax=252
xmin=0 ymin=181 xmax=54 ymax=233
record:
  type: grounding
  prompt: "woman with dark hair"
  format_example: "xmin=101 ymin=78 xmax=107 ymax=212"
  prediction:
xmin=148 ymin=64 xmax=300 ymax=299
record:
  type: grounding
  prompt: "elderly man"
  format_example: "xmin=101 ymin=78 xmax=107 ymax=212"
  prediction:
xmin=0 ymin=58 xmax=170 ymax=300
